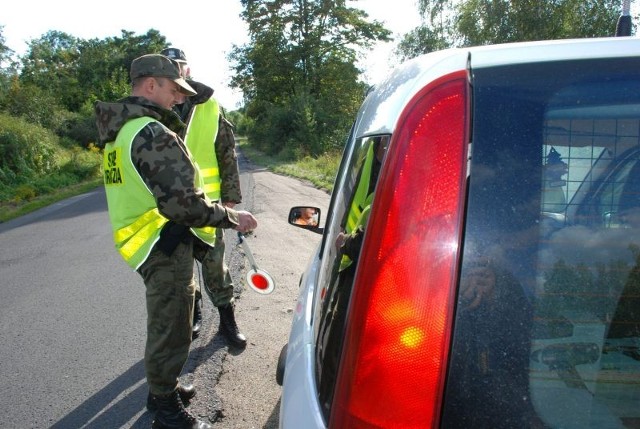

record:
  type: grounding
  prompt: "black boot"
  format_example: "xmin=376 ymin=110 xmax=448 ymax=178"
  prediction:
xmin=147 ymin=383 xmax=196 ymax=412
xmin=152 ymin=389 xmax=211 ymax=429
xmin=192 ymin=297 xmax=203 ymax=340
xmin=217 ymin=303 xmax=247 ymax=348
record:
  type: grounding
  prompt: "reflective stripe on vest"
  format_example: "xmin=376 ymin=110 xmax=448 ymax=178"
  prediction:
xmin=184 ymin=98 xmax=221 ymax=246
xmin=103 ymin=117 xmax=169 ymax=270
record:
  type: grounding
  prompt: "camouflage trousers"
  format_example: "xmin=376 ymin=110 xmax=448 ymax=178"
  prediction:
xmin=193 ymin=228 xmax=234 ymax=308
xmin=137 ymin=240 xmax=195 ymax=396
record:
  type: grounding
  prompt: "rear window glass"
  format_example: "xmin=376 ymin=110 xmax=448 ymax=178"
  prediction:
xmin=441 ymin=57 xmax=640 ymax=428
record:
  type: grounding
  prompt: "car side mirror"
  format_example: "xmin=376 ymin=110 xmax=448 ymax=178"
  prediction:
xmin=289 ymin=206 xmax=323 ymax=234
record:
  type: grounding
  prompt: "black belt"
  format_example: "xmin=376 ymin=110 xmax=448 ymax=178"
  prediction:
xmin=156 ymin=221 xmax=192 ymax=256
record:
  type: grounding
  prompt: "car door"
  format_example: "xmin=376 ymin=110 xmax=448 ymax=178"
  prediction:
xmin=311 ymin=134 xmax=390 ymax=422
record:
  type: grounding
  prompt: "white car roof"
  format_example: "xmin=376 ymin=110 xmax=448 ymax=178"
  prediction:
xmin=354 ymin=36 xmax=640 ymax=138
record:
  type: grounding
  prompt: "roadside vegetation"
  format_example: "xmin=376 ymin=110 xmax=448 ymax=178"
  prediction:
xmin=0 ymin=112 xmax=102 ymax=222
xmin=237 ymin=138 xmax=338 ymax=192
xmin=0 ymin=1 xmax=629 ymax=223
xmin=0 ymin=138 xmax=336 ymax=223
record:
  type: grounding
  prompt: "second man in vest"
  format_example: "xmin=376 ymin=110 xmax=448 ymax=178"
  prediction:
xmin=161 ymin=47 xmax=247 ymax=348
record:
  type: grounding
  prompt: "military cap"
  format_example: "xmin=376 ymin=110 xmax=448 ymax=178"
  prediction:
xmin=130 ymin=54 xmax=196 ymax=96
xmin=161 ymin=47 xmax=188 ymax=64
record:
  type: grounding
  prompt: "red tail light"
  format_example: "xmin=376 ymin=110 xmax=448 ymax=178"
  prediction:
xmin=330 ymin=71 xmax=469 ymax=428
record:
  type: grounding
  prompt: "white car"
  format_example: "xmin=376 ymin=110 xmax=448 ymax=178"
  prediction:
xmin=279 ymin=36 xmax=640 ymax=428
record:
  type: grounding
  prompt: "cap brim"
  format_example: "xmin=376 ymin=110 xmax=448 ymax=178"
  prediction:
xmin=175 ymin=77 xmax=197 ymax=96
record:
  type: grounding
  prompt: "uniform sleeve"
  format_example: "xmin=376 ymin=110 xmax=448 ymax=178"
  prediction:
xmin=131 ymin=122 xmax=239 ymax=229
xmin=215 ymin=115 xmax=242 ymax=204
xmin=343 ymin=227 xmax=365 ymax=262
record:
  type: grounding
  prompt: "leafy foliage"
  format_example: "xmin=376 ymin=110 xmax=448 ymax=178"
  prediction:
xmin=456 ymin=0 xmax=619 ymax=45
xmin=0 ymin=4 xmax=635 ymax=209
xmin=0 ymin=112 xmax=58 ymax=187
xmin=237 ymin=138 xmax=339 ymax=191
xmin=0 ymin=111 xmax=102 ymax=202
xmin=0 ymin=27 xmax=165 ymax=204
xmin=225 ymin=108 xmax=250 ymax=136
xmin=230 ymin=0 xmax=390 ymax=157
xmin=19 ymin=29 xmax=168 ymax=112
xmin=0 ymin=26 xmax=18 ymax=106
xmin=397 ymin=0 xmax=626 ymax=60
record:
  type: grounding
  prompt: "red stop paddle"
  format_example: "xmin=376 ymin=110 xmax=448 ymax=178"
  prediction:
xmin=237 ymin=232 xmax=275 ymax=295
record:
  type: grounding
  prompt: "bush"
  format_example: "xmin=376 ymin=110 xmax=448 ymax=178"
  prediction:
xmin=12 ymin=184 xmax=37 ymax=202
xmin=59 ymin=146 xmax=102 ymax=180
xmin=0 ymin=113 xmax=58 ymax=187
xmin=4 ymin=82 xmax=75 ymax=132
xmin=226 ymin=109 xmax=249 ymax=136
xmin=60 ymin=113 xmax=98 ymax=148
xmin=0 ymin=112 xmax=102 ymax=205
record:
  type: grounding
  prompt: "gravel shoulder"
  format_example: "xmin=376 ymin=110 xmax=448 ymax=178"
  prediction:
xmin=185 ymin=153 xmax=330 ymax=428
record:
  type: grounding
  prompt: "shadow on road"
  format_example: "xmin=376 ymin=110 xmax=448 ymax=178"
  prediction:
xmin=262 ymin=396 xmax=281 ymax=429
xmin=49 ymin=359 xmax=148 ymax=429
xmin=49 ymin=333 xmax=227 ymax=428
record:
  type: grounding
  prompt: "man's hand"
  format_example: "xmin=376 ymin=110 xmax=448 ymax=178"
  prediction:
xmin=234 ymin=211 xmax=258 ymax=234
xmin=335 ymin=232 xmax=347 ymax=250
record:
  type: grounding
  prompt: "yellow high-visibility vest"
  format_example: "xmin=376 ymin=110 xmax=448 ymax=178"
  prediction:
xmin=184 ymin=98 xmax=221 ymax=246
xmin=339 ymin=143 xmax=376 ymax=271
xmin=104 ymin=116 xmax=215 ymax=268
xmin=103 ymin=117 xmax=168 ymax=270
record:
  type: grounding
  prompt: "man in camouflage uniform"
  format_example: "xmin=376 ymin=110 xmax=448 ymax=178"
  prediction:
xmin=160 ymin=48 xmax=246 ymax=349
xmin=95 ymin=54 xmax=257 ymax=429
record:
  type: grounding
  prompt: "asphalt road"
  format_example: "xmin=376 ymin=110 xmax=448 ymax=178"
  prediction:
xmin=0 ymin=152 xmax=330 ymax=428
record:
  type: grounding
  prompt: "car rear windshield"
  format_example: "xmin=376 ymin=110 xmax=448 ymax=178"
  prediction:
xmin=441 ymin=56 xmax=640 ymax=429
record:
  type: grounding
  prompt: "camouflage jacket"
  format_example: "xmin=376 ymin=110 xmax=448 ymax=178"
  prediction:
xmin=94 ymin=96 xmax=239 ymax=229
xmin=175 ymin=80 xmax=242 ymax=204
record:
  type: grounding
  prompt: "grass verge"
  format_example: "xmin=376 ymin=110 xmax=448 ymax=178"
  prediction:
xmin=0 ymin=178 xmax=102 ymax=223
xmin=237 ymin=138 xmax=337 ymax=192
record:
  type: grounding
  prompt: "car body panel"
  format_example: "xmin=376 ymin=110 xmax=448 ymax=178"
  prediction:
xmin=279 ymin=247 xmax=326 ymax=428
xmin=279 ymin=36 xmax=640 ymax=428
xmin=354 ymin=48 xmax=469 ymax=138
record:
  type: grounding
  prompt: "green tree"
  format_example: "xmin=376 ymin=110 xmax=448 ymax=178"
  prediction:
xmin=226 ymin=108 xmax=248 ymax=135
xmin=19 ymin=31 xmax=84 ymax=111
xmin=395 ymin=25 xmax=451 ymax=61
xmin=8 ymin=29 xmax=169 ymax=145
xmin=230 ymin=0 xmax=391 ymax=157
xmin=608 ymin=245 xmax=640 ymax=338
xmin=4 ymin=79 xmax=72 ymax=132
xmin=456 ymin=0 xmax=620 ymax=46
xmin=0 ymin=26 xmax=19 ymax=110
xmin=0 ymin=28 xmax=174 ymax=206
xmin=80 ymin=29 xmax=168 ymax=103
xmin=19 ymin=29 xmax=168 ymax=113
xmin=0 ymin=25 xmax=12 ymax=66
xmin=398 ymin=0 xmax=623 ymax=60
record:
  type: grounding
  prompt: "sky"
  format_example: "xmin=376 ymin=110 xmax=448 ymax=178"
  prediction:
xmin=1 ymin=0 xmax=421 ymax=110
